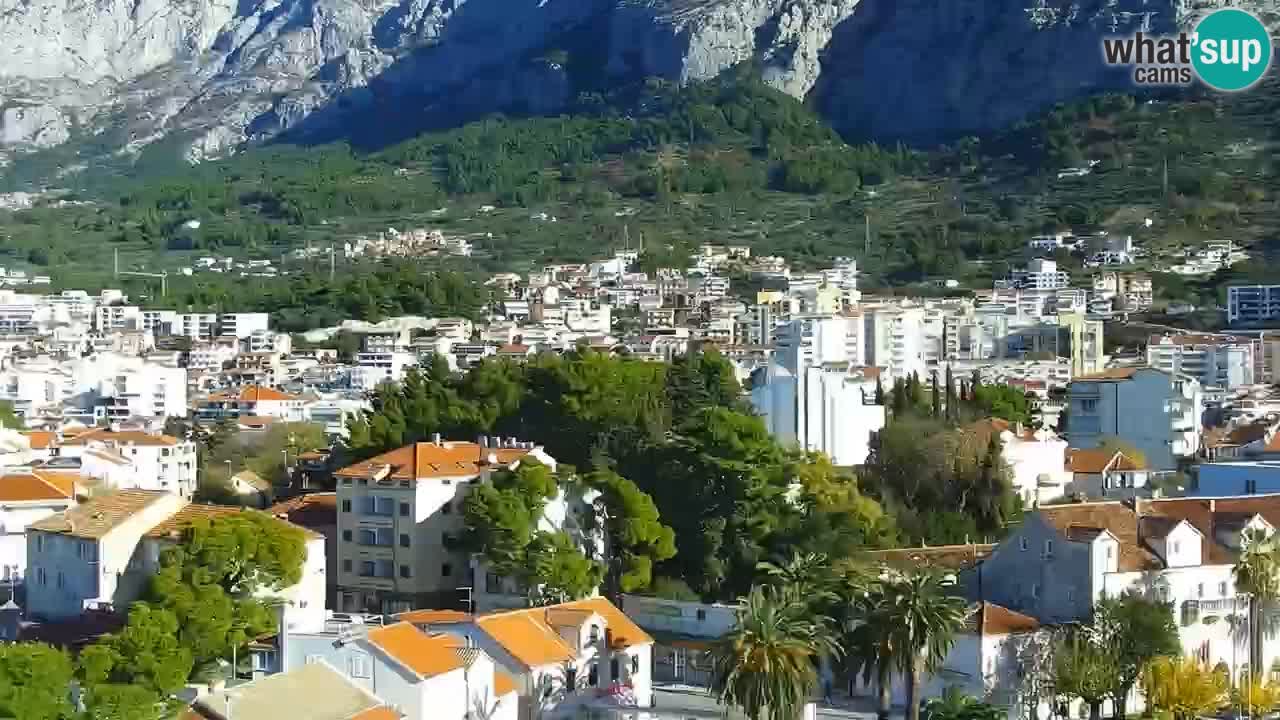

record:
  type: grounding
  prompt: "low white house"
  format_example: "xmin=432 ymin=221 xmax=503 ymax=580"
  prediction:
xmin=973 ymin=419 xmax=1071 ymax=507
xmin=57 ymin=428 xmax=198 ymax=497
xmin=402 ymin=597 xmax=653 ymax=720
xmin=0 ymin=470 xmax=78 ymax=585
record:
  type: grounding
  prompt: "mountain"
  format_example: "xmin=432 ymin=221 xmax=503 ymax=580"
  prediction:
xmin=0 ymin=0 xmax=1270 ymax=172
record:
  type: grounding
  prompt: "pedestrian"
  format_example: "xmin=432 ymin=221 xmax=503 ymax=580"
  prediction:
xmin=823 ymin=676 xmax=833 ymax=703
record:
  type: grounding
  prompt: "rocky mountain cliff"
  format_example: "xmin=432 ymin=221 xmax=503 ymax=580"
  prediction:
xmin=0 ymin=0 xmax=1267 ymax=170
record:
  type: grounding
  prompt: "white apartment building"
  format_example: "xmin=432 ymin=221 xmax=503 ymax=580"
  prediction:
xmin=26 ymin=490 xmax=325 ymax=631
xmin=247 ymin=330 xmax=291 ymax=354
xmin=407 ymin=597 xmax=654 ymax=719
xmin=199 ymin=385 xmax=306 ymax=421
xmin=98 ymin=361 xmax=188 ymax=419
xmin=1066 ymin=367 xmax=1202 ymax=471
xmin=1146 ymin=334 xmax=1257 ymax=389
xmin=331 ymin=438 xmax=583 ymax=615
xmin=1093 ymin=271 xmax=1153 ymax=311
xmin=976 ymin=419 xmax=1072 ymax=507
xmin=352 ymin=352 xmax=417 ymax=391
xmin=173 ymin=313 xmax=218 ymax=340
xmin=94 ymin=305 xmax=142 ymax=332
xmin=1008 ymin=259 xmax=1070 ymax=291
xmin=57 ymin=428 xmax=198 ymax=497
xmin=1228 ymin=285 xmax=1280 ymax=325
xmin=863 ymin=305 xmax=926 ymax=380
xmin=219 ymin=312 xmax=270 ymax=339
xmin=751 ymin=316 xmax=884 ymax=466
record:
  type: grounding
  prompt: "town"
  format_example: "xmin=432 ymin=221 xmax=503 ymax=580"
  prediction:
xmin=2 ymin=233 xmax=1280 ymax=720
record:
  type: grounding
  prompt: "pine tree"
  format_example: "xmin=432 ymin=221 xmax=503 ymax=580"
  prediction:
xmin=970 ymin=370 xmax=982 ymax=402
xmin=930 ymin=370 xmax=941 ymax=419
xmin=874 ymin=377 xmax=885 ymax=406
xmin=944 ymin=365 xmax=955 ymax=422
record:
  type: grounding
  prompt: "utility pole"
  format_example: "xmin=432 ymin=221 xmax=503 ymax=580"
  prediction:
xmin=864 ymin=212 xmax=871 ymax=255
xmin=329 ymin=246 xmax=336 ymax=282
xmin=1162 ymin=155 xmax=1169 ymax=200
xmin=113 ymin=248 xmax=118 ymax=278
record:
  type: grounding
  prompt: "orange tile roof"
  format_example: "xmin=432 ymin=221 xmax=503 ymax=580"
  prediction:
xmin=969 ymin=602 xmax=1039 ymax=636
xmin=208 ymin=385 xmax=299 ymax=403
xmin=865 ymin=544 xmax=995 ymax=571
xmin=1072 ymin=368 xmax=1141 ymax=381
xmin=61 ymin=429 xmax=178 ymax=447
xmin=1066 ymin=449 xmax=1145 ymax=473
xmin=269 ymin=492 xmax=337 ymax=528
xmin=0 ymin=470 xmax=76 ymax=502
xmin=334 ymin=441 xmax=535 ymax=481
xmin=493 ymin=670 xmax=517 ymax=697
xmin=396 ymin=609 xmax=472 ymax=625
xmin=22 ymin=431 xmax=56 ymax=449
xmin=476 ymin=597 xmax=652 ymax=670
xmin=348 ymin=708 xmax=401 ymax=720
xmin=364 ymin=622 xmax=465 ymax=678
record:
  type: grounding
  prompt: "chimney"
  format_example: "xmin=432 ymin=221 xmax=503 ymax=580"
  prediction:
xmin=479 ymin=435 xmax=489 ymax=448
xmin=432 ymin=432 xmax=442 ymax=446
xmin=1210 ymin=498 xmax=1216 ymax=513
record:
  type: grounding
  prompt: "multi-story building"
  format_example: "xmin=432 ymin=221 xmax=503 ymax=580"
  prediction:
xmin=1066 ymin=367 xmax=1202 ymax=471
xmin=974 ymin=419 xmax=1072 ymax=507
xmin=972 ymin=496 xmax=1280 ymax=685
xmin=331 ymin=438 xmax=582 ymax=614
xmin=1093 ymin=271 xmax=1153 ymax=311
xmin=26 ymin=490 xmax=325 ymax=631
xmin=351 ymin=352 xmax=418 ymax=391
xmin=98 ymin=362 xmax=188 ymax=419
xmin=1228 ymin=285 xmax=1280 ymax=325
xmin=1147 ymin=334 xmax=1257 ymax=389
xmin=1007 ymin=259 xmax=1069 ymax=291
xmin=1005 ymin=312 xmax=1104 ymax=377
xmin=173 ymin=313 xmax=218 ymax=341
xmin=219 ymin=312 xmax=270 ymax=339
xmin=57 ymin=428 xmax=198 ymax=497
xmin=199 ymin=385 xmax=307 ymax=421
xmin=751 ymin=316 xmax=885 ymax=466
xmin=94 ymin=305 xmax=142 ymax=332
xmin=862 ymin=305 xmax=926 ymax=380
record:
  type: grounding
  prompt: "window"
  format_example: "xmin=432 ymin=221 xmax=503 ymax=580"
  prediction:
xmin=36 ymin=568 xmax=46 ymax=586
xmin=376 ymin=528 xmax=394 ymax=547
xmin=441 ymin=563 xmax=452 ymax=577
xmin=349 ymin=652 xmax=370 ymax=678
xmin=610 ymin=657 xmax=620 ymax=681
xmin=400 ymin=565 xmax=411 ymax=578
xmin=376 ymin=560 xmax=394 ymax=578
xmin=1171 ymin=540 xmax=1181 ymax=555
xmin=486 ymin=572 xmax=500 ymax=593
xmin=1066 ymin=589 xmax=1075 ymax=602
xmin=366 ymin=497 xmax=394 ymax=516
xmin=1181 ymin=600 xmax=1200 ymax=627
xmin=342 ymin=530 xmax=352 ymax=542
xmin=589 ymin=624 xmax=600 ymax=643
xmin=55 ymin=571 xmax=63 ymax=589
xmin=399 ymin=502 xmax=410 ymax=517
xmin=305 ymin=654 xmax=323 ymax=665
xmin=400 ymin=534 xmax=410 ymax=548
xmin=1220 ymin=581 xmax=1229 ymax=596
xmin=1043 ymin=539 xmax=1054 ymax=557
xmin=341 ymin=499 xmax=352 ymax=513
xmin=631 ymin=655 xmax=640 ymax=675
xmin=34 ymin=535 xmax=43 ymax=552
xmin=342 ymin=559 xmax=352 ymax=573
xmin=1197 ymin=583 xmax=1205 ymax=598
xmin=358 ymin=529 xmax=376 ymax=546
xmin=588 ymin=663 xmax=599 ymax=687
xmin=1080 ymin=399 xmax=1098 ymax=413
xmin=1030 ymin=583 xmax=1040 ymax=599
xmin=696 ymin=609 xmax=707 ymax=621
xmin=1019 ymin=537 xmax=1028 ymax=551
xmin=359 ymin=561 xmax=376 ymax=577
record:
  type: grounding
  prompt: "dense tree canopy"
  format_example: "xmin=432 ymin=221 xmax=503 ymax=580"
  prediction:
xmin=0 ymin=643 xmax=75 ymax=720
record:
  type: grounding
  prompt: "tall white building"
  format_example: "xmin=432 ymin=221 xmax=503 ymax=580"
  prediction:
xmin=1008 ymin=259 xmax=1070 ymax=291
xmin=1146 ymin=334 xmax=1257 ymax=389
xmin=862 ymin=305 xmax=927 ymax=380
xmin=219 ymin=312 xmax=270 ymax=339
xmin=751 ymin=316 xmax=886 ymax=466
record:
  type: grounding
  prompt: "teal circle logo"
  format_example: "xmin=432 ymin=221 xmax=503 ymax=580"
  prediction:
xmin=1191 ymin=8 xmax=1272 ymax=92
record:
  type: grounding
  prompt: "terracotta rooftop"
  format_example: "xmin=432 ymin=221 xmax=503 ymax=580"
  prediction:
xmin=1066 ymin=449 xmax=1145 ymax=473
xmin=208 ymin=385 xmax=299 ymax=403
xmin=193 ymin=662 xmax=392 ymax=720
xmin=269 ymin=492 xmax=337 ymax=528
xmin=0 ymin=470 xmax=77 ymax=502
xmin=1072 ymin=368 xmax=1141 ymax=381
xmin=493 ymin=669 xmax=517 ymax=697
xmin=865 ymin=544 xmax=995 ymax=571
xmin=29 ymin=490 xmax=171 ymax=539
xmin=396 ymin=609 xmax=472 ymax=625
xmin=476 ymin=597 xmax=652 ymax=670
xmin=61 ymin=429 xmax=179 ymax=447
xmin=1039 ymin=495 xmax=1280 ymax=569
xmin=968 ymin=602 xmax=1039 ymax=636
xmin=364 ymin=622 xmax=465 ymax=678
xmin=334 ymin=441 xmax=537 ymax=481
xmin=21 ymin=431 xmax=56 ymax=449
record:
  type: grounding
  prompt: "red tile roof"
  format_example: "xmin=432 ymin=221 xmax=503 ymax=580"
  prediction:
xmin=334 ymin=441 xmax=536 ymax=481
xmin=1066 ymin=449 xmax=1145 ymax=473
xmin=0 ymin=470 xmax=76 ymax=502
xmin=865 ymin=544 xmax=995 ymax=571
xmin=208 ymin=385 xmax=299 ymax=402
xmin=61 ymin=429 xmax=178 ymax=447
xmin=969 ymin=602 xmax=1039 ymax=635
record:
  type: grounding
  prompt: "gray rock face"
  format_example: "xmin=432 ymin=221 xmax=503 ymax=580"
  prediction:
xmin=0 ymin=0 xmax=1274 ymax=168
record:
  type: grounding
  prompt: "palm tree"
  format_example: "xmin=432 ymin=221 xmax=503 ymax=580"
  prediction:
xmin=711 ymin=585 xmax=841 ymax=720
xmin=883 ymin=569 xmax=967 ymax=720
xmin=843 ymin=579 xmax=898 ymax=720
xmin=1233 ymin=528 xmax=1280 ymax=674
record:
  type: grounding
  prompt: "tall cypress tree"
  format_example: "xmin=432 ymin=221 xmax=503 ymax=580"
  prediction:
xmin=944 ymin=365 xmax=956 ymax=422
xmin=930 ymin=370 xmax=941 ymax=419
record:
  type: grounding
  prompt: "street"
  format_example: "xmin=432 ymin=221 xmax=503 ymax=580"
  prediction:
xmin=583 ymin=687 xmax=881 ymax=720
